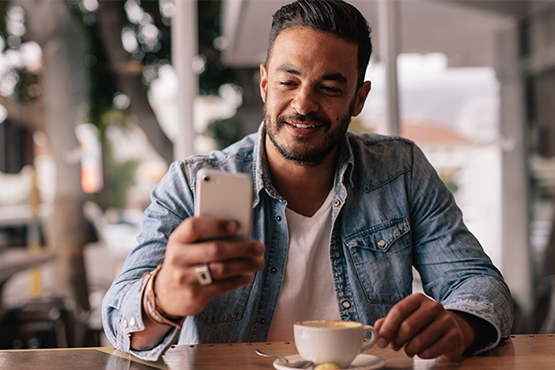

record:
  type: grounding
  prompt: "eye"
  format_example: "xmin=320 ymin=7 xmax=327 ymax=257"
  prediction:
xmin=320 ymin=85 xmax=342 ymax=96
xmin=277 ymin=81 xmax=298 ymax=91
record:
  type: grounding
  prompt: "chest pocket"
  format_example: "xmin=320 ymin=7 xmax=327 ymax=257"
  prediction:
xmin=344 ymin=218 xmax=412 ymax=304
xmin=197 ymin=284 xmax=252 ymax=325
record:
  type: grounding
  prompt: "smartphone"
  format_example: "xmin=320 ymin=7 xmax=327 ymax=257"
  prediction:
xmin=194 ymin=168 xmax=253 ymax=240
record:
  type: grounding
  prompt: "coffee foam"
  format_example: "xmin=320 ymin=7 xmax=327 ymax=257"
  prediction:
xmin=298 ymin=320 xmax=361 ymax=328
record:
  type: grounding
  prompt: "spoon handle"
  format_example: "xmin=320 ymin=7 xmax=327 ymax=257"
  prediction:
xmin=254 ymin=349 xmax=289 ymax=362
xmin=254 ymin=349 xmax=314 ymax=369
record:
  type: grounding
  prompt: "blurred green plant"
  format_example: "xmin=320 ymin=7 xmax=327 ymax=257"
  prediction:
xmin=1 ymin=0 xmax=238 ymax=142
xmin=204 ymin=116 xmax=244 ymax=150
xmin=106 ymin=156 xmax=140 ymax=210
xmin=1 ymin=0 xmax=241 ymax=204
xmin=198 ymin=0 xmax=236 ymax=95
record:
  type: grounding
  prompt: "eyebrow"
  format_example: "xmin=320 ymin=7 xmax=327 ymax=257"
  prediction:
xmin=321 ymin=73 xmax=348 ymax=84
xmin=276 ymin=66 xmax=348 ymax=84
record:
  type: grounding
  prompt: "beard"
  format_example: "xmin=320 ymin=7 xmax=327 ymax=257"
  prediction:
xmin=263 ymin=102 xmax=355 ymax=167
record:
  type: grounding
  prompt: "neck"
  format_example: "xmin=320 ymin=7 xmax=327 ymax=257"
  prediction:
xmin=265 ymin=135 xmax=337 ymax=217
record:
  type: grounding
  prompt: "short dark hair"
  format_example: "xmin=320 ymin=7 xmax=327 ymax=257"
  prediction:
xmin=267 ymin=0 xmax=372 ymax=89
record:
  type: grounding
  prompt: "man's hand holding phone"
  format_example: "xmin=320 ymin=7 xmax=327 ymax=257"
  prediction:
xmin=158 ymin=168 xmax=262 ymax=317
xmin=154 ymin=216 xmax=265 ymax=318
xmin=131 ymin=170 xmax=264 ymax=350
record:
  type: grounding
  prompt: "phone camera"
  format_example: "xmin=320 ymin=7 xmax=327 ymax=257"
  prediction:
xmin=203 ymin=176 xmax=210 ymax=182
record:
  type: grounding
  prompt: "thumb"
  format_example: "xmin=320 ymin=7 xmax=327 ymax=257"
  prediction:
xmin=374 ymin=317 xmax=385 ymax=332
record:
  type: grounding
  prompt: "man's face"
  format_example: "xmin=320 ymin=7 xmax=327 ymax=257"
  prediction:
xmin=260 ymin=27 xmax=370 ymax=166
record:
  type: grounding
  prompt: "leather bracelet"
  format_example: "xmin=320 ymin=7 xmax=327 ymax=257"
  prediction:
xmin=143 ymin=265 xmax=185 ymax=329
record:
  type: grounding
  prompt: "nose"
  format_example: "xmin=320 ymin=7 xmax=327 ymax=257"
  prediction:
xmin=291 ymin=86 xmax=319 ymax=116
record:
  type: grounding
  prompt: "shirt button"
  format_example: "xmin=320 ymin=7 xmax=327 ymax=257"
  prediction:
xmin=270 ymin=267 xmax=277 ymax=273
xmin=123 ymin=319 xmax=128 ymax=328
xmin=377 ymin=240 xmax=386 ymax=248
xmin=260 ymin=318 xmax=266 ymax=324
xmin=130 ymin=316 xmax=136 ymax=327
xmin=342 ymin=301 xmax=351 ymax=309
xmin=276 ymin=216 xmax=282 ymax=221
xmin=334 ymin=251 xmax=341 ymax=259
xmin=333 ymin=199 xmax=341 ymax=207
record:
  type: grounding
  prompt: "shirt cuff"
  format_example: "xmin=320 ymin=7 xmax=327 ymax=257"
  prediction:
xmin=115 ymin=278 xmax=181 ymax=361
xmin=445 ymin=301 xmax=503 ymax=355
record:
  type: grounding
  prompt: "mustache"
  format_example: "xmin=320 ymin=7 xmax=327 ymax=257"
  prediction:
xmin=277 ymin=112 xmax=331 ymax=127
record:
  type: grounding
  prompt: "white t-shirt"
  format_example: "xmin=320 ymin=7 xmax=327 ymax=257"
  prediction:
xmin=267 ymin=190 xmax=341 ymax=341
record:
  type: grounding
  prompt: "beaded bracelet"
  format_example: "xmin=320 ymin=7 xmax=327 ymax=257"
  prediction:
xmin=143 ymin=265 xmax=185 ymax=329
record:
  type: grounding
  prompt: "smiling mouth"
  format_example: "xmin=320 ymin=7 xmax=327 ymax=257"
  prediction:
xmin=288 ymin=122 xmax=319 ymax=129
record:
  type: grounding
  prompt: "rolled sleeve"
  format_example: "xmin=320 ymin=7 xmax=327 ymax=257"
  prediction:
xmin=102 ymin=277 xmax=180 ymax=361
xmin=443 ymin=276 xmax=513 ymax=355
xmin=446 ymin=306 xmax=502 ymax=355
xmin=102 ymin=160 xmax=193 ymax=361
xmin=407 ymin=142 xmax=513 ymax=353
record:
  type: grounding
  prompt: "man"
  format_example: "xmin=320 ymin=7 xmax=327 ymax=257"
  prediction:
xmin=102 ymin=0 xmax=512 ymax=362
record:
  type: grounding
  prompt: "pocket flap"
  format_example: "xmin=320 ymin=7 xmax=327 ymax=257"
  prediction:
xmin=345 ymin=218 xmax=410 ymax=252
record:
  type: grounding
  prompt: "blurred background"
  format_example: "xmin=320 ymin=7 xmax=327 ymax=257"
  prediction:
xmin=0 ymin=0 xmax=554 ymax=349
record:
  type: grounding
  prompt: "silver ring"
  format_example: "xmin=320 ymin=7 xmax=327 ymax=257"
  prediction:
xmin=196 ymin=263 xmax=213 ymax=285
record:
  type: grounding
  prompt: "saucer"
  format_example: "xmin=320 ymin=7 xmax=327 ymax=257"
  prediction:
xmin=272 ymin=354 xmax=385 ymax=370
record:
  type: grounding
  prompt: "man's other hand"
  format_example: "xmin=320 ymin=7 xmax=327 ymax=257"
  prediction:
xmin=374 ymin=293 xmax=477 ymax=360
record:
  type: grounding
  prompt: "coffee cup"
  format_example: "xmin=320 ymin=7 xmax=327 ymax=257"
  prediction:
xmin=294 ymin=320 xmax=377 ymax=368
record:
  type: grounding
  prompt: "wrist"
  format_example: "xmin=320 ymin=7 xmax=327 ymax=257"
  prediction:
xmin=143 ymin=265 xmax=185 ymax=328
xmin=448 ymin=310 xmax=496 ymax=353
xmin=448 ymin=311 xmax=475 ymax=350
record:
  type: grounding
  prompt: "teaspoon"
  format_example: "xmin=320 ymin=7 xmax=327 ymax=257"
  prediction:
xmin=255 ymin=349 xmax=314 ymax=368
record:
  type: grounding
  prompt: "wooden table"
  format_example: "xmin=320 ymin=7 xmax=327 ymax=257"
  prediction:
xmin=0 ymin=334 xmax=554 ymax=370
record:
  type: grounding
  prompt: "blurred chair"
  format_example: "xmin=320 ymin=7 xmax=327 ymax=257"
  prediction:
xmin=538 ymin=275 xmax=555 ymax=333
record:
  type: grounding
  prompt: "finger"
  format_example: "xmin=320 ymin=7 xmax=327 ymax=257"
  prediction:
xmin=390 ymin=299 xmax=444 ymax=351
xmin=417 ymin=323 xmax=464 ymax=359
xmin=195 ymin=272 xmax=255 ymax=299
xmin=377 ymin=295 xmax=422 ymax=350
xmin=167 ymin=239 xmax=265 ymax=267
xmin=403 ymin=313 xmax=454 ymax=357
xmin=161 ymin=273 xmax=255 ymax=317
xmin=162 ymin=246 xmax=264 ymax=287
xmin=164 ymin=256 xmax=264 ymax=287
xmin=207 ymin=255 xmax=265 ymax=281
xmin=171 ymin=217 xmax=239 ymax=244
xmin=374 ymin=318 xmax=385 ymax=333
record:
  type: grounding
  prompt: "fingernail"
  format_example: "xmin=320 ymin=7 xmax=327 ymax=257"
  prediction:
xmin=227 ymin=221 xmax=238 ymax=233
xmin=377 ymin=338 xmax=387 ymax=348
xmin=255 ymin=243 xmax=265 ymax=255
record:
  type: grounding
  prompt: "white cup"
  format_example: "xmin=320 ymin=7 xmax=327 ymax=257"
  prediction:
xmin=294 ymin=320 xmax=377 ymax=368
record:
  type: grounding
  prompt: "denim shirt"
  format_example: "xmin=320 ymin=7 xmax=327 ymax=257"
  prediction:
xmin=102 ymin=125 xmax=513 ymax=361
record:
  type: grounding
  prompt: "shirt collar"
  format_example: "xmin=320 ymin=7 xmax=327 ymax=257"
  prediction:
xmin=337 ymin=133 xmax=355 ymax=189
xmin=252 ymin=123 xmax=282 ymax=208
xmin=251 ymin=123 xmax=356 ymax=207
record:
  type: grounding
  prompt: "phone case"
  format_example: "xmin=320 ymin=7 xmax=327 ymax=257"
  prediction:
xmin=194 ymin=168 xmax=253 ymax=240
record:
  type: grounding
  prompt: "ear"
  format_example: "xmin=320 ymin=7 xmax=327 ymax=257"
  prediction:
xmin=351 ymin=81 xmax=371 ymax=117
xmin=259 ymin=64 xmax=268 ymax=103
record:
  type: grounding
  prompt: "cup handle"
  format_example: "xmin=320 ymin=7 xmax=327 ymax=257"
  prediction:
xmin=360 ymin=325 xmax=378 ymax=353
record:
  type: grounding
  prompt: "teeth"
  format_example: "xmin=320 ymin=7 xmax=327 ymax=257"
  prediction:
xmin=291 ymin=123 xmax=315 ymax=129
